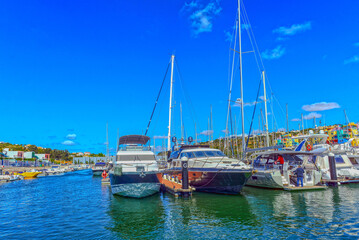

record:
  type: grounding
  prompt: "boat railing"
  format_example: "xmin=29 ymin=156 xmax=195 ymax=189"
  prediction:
xmin=172 ymin=157 xmax=231 ymax=169
xmin=253 ymin=162 xmax=282 ymax=170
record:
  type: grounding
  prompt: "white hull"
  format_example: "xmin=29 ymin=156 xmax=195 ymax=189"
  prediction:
xmin=246 ymin=171 xmax=284 ymax=189
xmin=111 ymin=182 xmax=160 ymax=198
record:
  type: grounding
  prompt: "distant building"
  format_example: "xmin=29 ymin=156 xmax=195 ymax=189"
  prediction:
xmin=24 ymin=151 xmax=35 ymax=159
xmin=76 ymin=152 xmax=84 ymax=156
xmin=2 ymin=148 xmax=24 ymax=159
xmin=35 ymin=154 xmax=50 ymax=160
xmin=84 ymin=152 xmax=91 ymax=156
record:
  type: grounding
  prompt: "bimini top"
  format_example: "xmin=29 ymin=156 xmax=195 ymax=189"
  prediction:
xmin=252 ymin=150 xmax=315 ymax=157
xmin=119 ymin=135 xmax=150 ymax=145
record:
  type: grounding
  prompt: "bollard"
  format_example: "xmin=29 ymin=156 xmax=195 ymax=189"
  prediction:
xmin=181 ymin=156 xmax=189 ymax=197
xmin=328 ymin=153 xmax=338 ymax=187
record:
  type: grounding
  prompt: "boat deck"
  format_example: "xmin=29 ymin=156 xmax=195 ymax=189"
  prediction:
xmin=283 ymin=185 xmax=327 ymax=191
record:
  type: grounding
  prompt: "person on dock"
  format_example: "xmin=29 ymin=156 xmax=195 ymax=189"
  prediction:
xmin=294 ymin=165 xmax=305 ymax=187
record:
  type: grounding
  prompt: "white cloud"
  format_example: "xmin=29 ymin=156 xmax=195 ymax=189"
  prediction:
xmin=224 ymin=30 xmax=233 ymax=42
xmin=62 ymin=140 xmax=76 ymax=146
xmin=66 ymin=134 xmax=77 ymax=140
xmin=233 ymin=98 xmax=263 ymax=107
xmin=273 ymin=22 xmax=312 ymax=36
xmin=200 ymin=130 xmax=214 ymax=136
xmin=344 ymin=55 xmax=359 ymax=64
xmin=242 ymin=24 xmax=250 ymax=30
xmin=221 ymin=129 xmax=229 ymax=134
xmin=291 ymin=118 xmax=301 ymax=122
xmin=184 ymin=0 xmax=222 ymax=37
xmin=276 ymin=37 xmax=288 ymax=42
xmin=153 ymin=135 xmax=168 ymax=139
xmin=262 ymin=45 xmax=285 ymax=60
xmin=303 ymin=112 xmax=322 ymax=120
xmin=277 ymin=128 xmax=286 ymax=132
xmin=354 ymin=42 xmax=359 ymax=47
xmin=302 ymin=102 xmax=340 ymax=112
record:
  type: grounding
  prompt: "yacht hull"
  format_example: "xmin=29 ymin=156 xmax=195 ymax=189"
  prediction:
xmin=246 ymin=171 xmax=284 ymax=189
xmin=109 ymin=172 xmax=160 ymax=198
xmin=189 ymin=169 xmax=252 ymax=194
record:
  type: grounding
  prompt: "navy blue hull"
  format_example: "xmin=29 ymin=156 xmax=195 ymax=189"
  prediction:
xmin=190 ymin=170 xmax=252 ymax=195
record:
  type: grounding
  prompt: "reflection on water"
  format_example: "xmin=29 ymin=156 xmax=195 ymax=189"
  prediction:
xmin=108 ymin=195 xmax=165 ymax=239
xmin=1 ymin=175 xmax=359 ymax=239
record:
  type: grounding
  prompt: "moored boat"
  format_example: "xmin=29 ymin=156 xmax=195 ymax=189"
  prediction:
xmin=109 ymin=135 xmax=160 ymax=198
xmin=164 ymin=145 xmax=252 ymax=195
xmin=92 ymin=162 xmax=108 ymax=176
xmin=246 ymin=151 xmax=323 ymax=189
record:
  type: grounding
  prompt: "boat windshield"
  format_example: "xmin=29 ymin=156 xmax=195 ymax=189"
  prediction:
xmin=179 ymin=150 xmax=226 ymax=159
xmin=335 ymin=155 xmax=345 ymax=164
xmin=254 ymin=154 xmax=304 ymax=168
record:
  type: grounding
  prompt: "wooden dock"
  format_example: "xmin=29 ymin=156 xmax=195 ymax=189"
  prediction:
xmin=101 ymin=178 xmax=110 ymax=185
xmin=283 ymin=185 xmax=327 ymax=191
xmin=158 ymin=173 xmax=194 ymax=198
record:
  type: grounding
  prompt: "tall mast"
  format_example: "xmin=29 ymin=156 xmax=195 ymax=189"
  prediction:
xmin=210 ymin=105 xmax=213 ymax=142
xmin=238 ymin=0 xmax=245 ymax=157
xmin=106 ymin=122 xmax=109 ymax=161
xmin=180 ymin=102 xmax=184 ymax=144
xmin=286 ymin=103 xmax=289 ymax=133
xmin=262 ymin=71 xmax=270 ymax=147
xmin=301 ymin=113 xmax=304 ymax=134
xmin=167 ymin=55 xmax=175 ymax=150
xmin=116 ymin=128 xmax=119 ymax=153
xmin=195 ymin=123 xmax=197 ymax=143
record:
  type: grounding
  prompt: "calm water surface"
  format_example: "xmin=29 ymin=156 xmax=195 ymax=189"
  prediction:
xmin=1 ymin=171 xmax=359 ymax=239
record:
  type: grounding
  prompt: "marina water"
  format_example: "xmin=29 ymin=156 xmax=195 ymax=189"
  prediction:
xmin=1 ymin=172 xmax=358 ymax=239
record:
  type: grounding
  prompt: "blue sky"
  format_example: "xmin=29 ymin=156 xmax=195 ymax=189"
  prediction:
xmin=0 ymin=0 xmax=358 ymax=153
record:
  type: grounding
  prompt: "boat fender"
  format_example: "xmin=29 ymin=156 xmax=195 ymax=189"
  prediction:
xmin=252 ymin=170 xmax=258 ymax=174
xmin=102 ymin=170 xmax=107 ymax=179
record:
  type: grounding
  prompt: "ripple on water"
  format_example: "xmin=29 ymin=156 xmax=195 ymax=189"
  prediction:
xmin=1 ymin=176 xmax=359 ymax=239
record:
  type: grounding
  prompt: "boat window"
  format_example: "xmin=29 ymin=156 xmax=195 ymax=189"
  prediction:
xmin=205 ymin=151 xmax=216 ymax=157
xmin=194 ymin=151 xmax=206 ymax=158
xmin=170 ymin=151 xmax=180 ymax=160
xmin=119 ymin=155 xmax=137 ymax=161
xmin=138 ymin=155 xmax=156 ymax=160
xmin=136 ymin=166 xmax=145 ymax=172
xmin=181 ymin=152 xmax=195 ymax=159
xmin=335 ymin=155 xmax=345 ymax=164
xmin=213 ymin=151 xmax=226 ymax=157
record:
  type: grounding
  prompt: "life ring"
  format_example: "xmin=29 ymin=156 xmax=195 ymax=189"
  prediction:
xmin=306 ymin=144 xmax=312 ymax=151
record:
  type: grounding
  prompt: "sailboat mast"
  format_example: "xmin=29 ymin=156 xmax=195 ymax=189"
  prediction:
xmin=180 ymin=102 xmax=184 ymax=144
xmin=167 ymin=55 xmax=175 ymax=150
xmin=106 ymin=122 xmax=109 ymax=161
xmin=210 ymin=105 xmax=213 ymax=142
xmin=238 ymin=0 xmax=245 ymax=157
xmin=286 ymin=103 xmax=289 ymax=133
xmin=262 ymin=71 xmax=270 ymax=147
